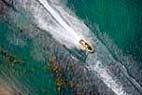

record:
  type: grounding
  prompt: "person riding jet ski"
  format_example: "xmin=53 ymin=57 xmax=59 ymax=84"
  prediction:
xmin=79 ymin=39 xmax=95 ymax=53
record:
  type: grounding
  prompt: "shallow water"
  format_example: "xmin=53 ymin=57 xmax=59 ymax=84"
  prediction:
xmin=0 ymin=0 xmax=142 ymax=95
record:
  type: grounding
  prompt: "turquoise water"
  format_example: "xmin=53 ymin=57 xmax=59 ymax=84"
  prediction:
xmin=67 ymin=0 xmax=142 ymax=62
xmin=0 ymin=22 xmax=57 ymax=95
xmin=0 ymin=0 xmax=142 ymax=95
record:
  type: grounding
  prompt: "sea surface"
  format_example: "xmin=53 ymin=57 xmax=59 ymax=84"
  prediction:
xmin=0 ymin=0 xmax=142 ymax=95
xmin=67 ymin=0 xmax=142 ymax=62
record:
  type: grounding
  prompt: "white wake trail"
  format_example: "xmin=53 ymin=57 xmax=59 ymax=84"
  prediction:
xmin=36 ymin=0 xmax=84 ymax=49
xmin=87 ymin=60 xmax=128 ymax=95
xmin=12 ymin=0 xmax=142 ymax=94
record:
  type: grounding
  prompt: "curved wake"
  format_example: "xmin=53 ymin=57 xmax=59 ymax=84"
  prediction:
xmin=2 ymin=0 xmax=142 ymax=95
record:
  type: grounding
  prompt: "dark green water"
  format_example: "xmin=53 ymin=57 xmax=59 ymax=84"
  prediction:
xmin=0 ymin=0 xmax=142 ymax=95
xmin=67 ymin=0 xmax=142 ymax=62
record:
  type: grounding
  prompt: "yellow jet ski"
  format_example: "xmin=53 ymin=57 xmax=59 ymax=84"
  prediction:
xmin=79 ymin=39 xmax=95 ymax=53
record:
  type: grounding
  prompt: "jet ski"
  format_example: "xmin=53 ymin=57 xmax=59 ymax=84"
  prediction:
xmin=79 ymin=39 xmax=95 ymax=53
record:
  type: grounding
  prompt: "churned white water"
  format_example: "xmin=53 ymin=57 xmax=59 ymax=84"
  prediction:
xmin=14 ymin=0 xmax=142 ymax=95
xmin=87 ymin=60 xmax=128 ymax=95
xmin=20 ymin=0 xmax=88 ymax=49
xmin=37 ymin=0 xmax=82 ymax=42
